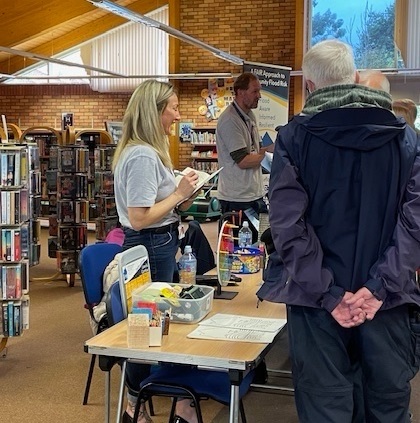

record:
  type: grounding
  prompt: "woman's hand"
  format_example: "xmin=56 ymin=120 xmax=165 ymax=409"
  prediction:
xmin=176 ymin=170 xmax=199 ymax=201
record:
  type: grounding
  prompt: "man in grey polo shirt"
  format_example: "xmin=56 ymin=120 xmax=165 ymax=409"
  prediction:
xmin=216 ymin=72 xmax=272 ymax=219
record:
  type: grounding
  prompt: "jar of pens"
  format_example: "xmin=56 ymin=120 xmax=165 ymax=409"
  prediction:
xmin=127 ymin=299 xmax=171 ymax=348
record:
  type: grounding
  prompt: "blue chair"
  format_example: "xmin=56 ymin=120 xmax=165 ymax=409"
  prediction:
xmin=106 ymin=281 xmax=156 ymax=422
xmin=135 ymin=366 xmax=253 ymax=423
xmin=79 ymin=242 xmax=122 ymax=408
xmin=105 ymin=281 xmax=253 ymax=423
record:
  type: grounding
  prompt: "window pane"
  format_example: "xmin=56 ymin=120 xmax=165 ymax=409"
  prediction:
xmin=310 ymin=0 xmax=400 ymax=69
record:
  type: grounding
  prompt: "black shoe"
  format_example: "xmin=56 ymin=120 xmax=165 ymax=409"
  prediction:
xmin=173 ymin=415 xmax=190 ymax=423
xmin=123 ymin=408 xmax=154 ymax=423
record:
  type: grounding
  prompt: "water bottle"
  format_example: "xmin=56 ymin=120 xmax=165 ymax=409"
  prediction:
xmin=178 ymin=245 xmax=197 ymax=284
xmin=238 ymin=221 xmax=252 ymax=249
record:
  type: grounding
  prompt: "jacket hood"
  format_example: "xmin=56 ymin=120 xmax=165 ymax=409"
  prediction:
xmin=294 ymin=107 xmax=406 ymax=151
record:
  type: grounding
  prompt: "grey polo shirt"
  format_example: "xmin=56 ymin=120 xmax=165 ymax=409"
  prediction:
xmin=216 ymin=102 xmax=264 ymax=202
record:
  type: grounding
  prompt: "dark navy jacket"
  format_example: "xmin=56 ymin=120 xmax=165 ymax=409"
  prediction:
xmin=267 ymin=107 xmax=420 ymax=312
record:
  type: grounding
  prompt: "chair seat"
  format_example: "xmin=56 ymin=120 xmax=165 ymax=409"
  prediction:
xmin=141 ymin=365 xmax=255 ymax=404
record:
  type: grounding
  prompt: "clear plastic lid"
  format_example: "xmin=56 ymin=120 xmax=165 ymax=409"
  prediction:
xmin=242 ymin=221 xmax=249 ymax=228
xmin=184 ymin=245 xmax=192 ymax=253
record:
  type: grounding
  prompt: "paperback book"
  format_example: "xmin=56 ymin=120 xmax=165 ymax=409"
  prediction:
xmin=174 ymin=166 xmax=223 ymax=197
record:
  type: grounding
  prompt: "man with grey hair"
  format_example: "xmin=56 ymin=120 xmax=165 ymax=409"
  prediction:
xmin=268 ymin=39 xmax=420 ymax=422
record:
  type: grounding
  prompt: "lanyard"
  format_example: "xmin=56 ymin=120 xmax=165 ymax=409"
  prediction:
xmin=232 ymin=102 xmax=258 ymax=151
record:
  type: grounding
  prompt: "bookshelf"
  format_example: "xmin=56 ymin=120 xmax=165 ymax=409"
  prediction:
xmin=190 ymin=128 xmax=218 ymax=173
xmin=55 ymin=145 xmax=89 ymax=286
xmin=20 ymin=127 xmax=62 ymax=218
xmin=0 ymin=142 xmax=41 ymax=348
xmin=94 ymin=144 xmax=118 ymax=240
xmin=75 ymin=129 xmax=113 ymax=222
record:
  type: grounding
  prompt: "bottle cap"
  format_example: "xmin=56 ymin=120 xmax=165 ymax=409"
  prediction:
xmin=185 ymin=245 xmax=192 ymax=253
xmin=243 ymin=221 xmax=249 ymax=228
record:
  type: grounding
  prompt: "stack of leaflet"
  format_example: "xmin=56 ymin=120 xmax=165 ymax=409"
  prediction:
xmin=187 ymin=313 xmax=287 ymax=343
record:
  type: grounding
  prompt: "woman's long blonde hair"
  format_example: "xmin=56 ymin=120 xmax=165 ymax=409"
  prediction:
xmin=112 ymin=79 xmax=175 ymax=171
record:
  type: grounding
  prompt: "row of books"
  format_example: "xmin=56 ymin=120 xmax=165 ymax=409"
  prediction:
xmin=0 ymin=263 xmax=28 ymax=300
xmin=57 ymin=174 xmax=89 ymax=200
xmin=0 ymin=151 xmax=22 ymax=187
xmin=94 ymin=146 xmax=115 ymax=171
xmin=57 ymin=224 xmax=88 ymax=251
xmin=1 ymin=228 xmax=23 ymax=262
xmin=58 ymin=146 xmax=90 ymax=174
xmin=0 ymin=222 xmax=40 ymax=262
xmin=1 ymin=297 xmax=29 ymax=337
xmin=95 ymin=171 xmax=114 ymax=196
xmin=45 ymin=171 xmax=111 ymax=199
xmin=1 ymin=189 xmax=28 ymax=225
xmin=25 ymin=133 xmax=57 ymax=157
xmin=58 ymin=200 xmax=90 ymax=224
xmin=97 ymin=196 xmax=117 ymax=218
xmin=193 ymin=161 xmax=219 ymax=173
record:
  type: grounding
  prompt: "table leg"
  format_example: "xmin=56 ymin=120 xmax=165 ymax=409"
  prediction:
xmin=229 ymin=384 xmax=240 ymax=423
xmin=105 ymin=370 xmax=111 ymax=423
xmin=116 ymin=360 xmax=127 ymax=423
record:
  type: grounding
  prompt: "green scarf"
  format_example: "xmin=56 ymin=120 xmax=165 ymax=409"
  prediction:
xmin=302 ymin=84 xmax=393 ymax=115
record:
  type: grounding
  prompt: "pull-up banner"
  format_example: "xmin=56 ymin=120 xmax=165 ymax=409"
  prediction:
xmin=243 ymin=62 xmax=291 ymax=146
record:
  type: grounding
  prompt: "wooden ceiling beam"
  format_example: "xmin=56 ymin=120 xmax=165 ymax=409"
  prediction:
xmin=0 ymin=0 xmax=167 ymax=74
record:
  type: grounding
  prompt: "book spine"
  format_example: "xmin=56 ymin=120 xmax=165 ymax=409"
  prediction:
xmin=2 ymin=303 xmax=8 ymax=336
xmin=1 ymin=152 xmax=7 ymax=186
xmin=5 ymin=190 xmax=10 ymax=224
xmin=22 ymin=295 xmax=29 ymax=330
xmin=8 ymin=301 xmax=13 ymax=336
xmin=14 ymin=151 xmax=20 ymax=186
xmin=1 ymin=266 xmax=5 ymax=299
xmin=14 ymin=229 xmax=21 ymax=261
xmin=14 ymin=302 xmax=21 ymax=336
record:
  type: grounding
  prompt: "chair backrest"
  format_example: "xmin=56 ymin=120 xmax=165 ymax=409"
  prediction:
xmin=117 ymin=244 xmax=151 ymax=317
xmin=105 ymin=281 xmax=125 ymax=326
xmin=79 ymin=242 xmax=122 ymax=316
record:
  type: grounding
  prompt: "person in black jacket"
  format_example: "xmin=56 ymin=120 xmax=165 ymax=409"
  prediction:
xmin=269 ymin=39 xmax=420 ymax=423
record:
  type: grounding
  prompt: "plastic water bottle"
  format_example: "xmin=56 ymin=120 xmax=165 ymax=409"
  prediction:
xmin=238 ymin=221 xmax=252 ymax=248
xmin=178 ymin=245 xmax=197 ymax=284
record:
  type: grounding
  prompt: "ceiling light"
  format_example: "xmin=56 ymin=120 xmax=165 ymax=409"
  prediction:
xmin=88 ymin=0 xmax=159 ymax=27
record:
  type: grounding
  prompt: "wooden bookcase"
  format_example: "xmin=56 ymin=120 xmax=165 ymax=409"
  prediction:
xmin=0 ymin=142 xmax=41 ymax=348
xmin=190 ymin=128 xmax=218 ymax=173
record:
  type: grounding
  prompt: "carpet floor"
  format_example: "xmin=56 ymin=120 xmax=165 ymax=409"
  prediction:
xmin=1 ymin=221 xmax=419 ymax=422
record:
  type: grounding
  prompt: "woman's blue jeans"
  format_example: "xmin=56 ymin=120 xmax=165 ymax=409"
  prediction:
xmin=122 ymin=226 xmax=179 ymax=282
xmin=122 ymin=226 xmax=180 ymax=400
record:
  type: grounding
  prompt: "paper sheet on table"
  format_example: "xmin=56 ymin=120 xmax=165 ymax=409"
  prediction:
xmin=187 ymin=313 xmax=287 ymax=343
xmin=187 ymin=325 xmax=281 ymax=343
xmin=199 ymin=313 xmax=286 ymax=332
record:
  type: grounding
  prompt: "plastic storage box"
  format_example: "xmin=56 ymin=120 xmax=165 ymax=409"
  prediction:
xmin=231 ymin=247 xmax=261 ymax=274
xmin=132 ymin=283 xmax=214 ymax=324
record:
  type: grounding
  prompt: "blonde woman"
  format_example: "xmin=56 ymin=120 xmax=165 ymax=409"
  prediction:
xmin=113 ymin=79 xmax=199 ymax=423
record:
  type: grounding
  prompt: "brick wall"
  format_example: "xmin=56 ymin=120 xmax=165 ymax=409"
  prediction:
xmin=177 ymin=0 xmax=297 ymax=166
xmin=0 ymin=0 xmax=297 ymax=167
xmin=0 ymin=85 xmax=130 ymax=129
